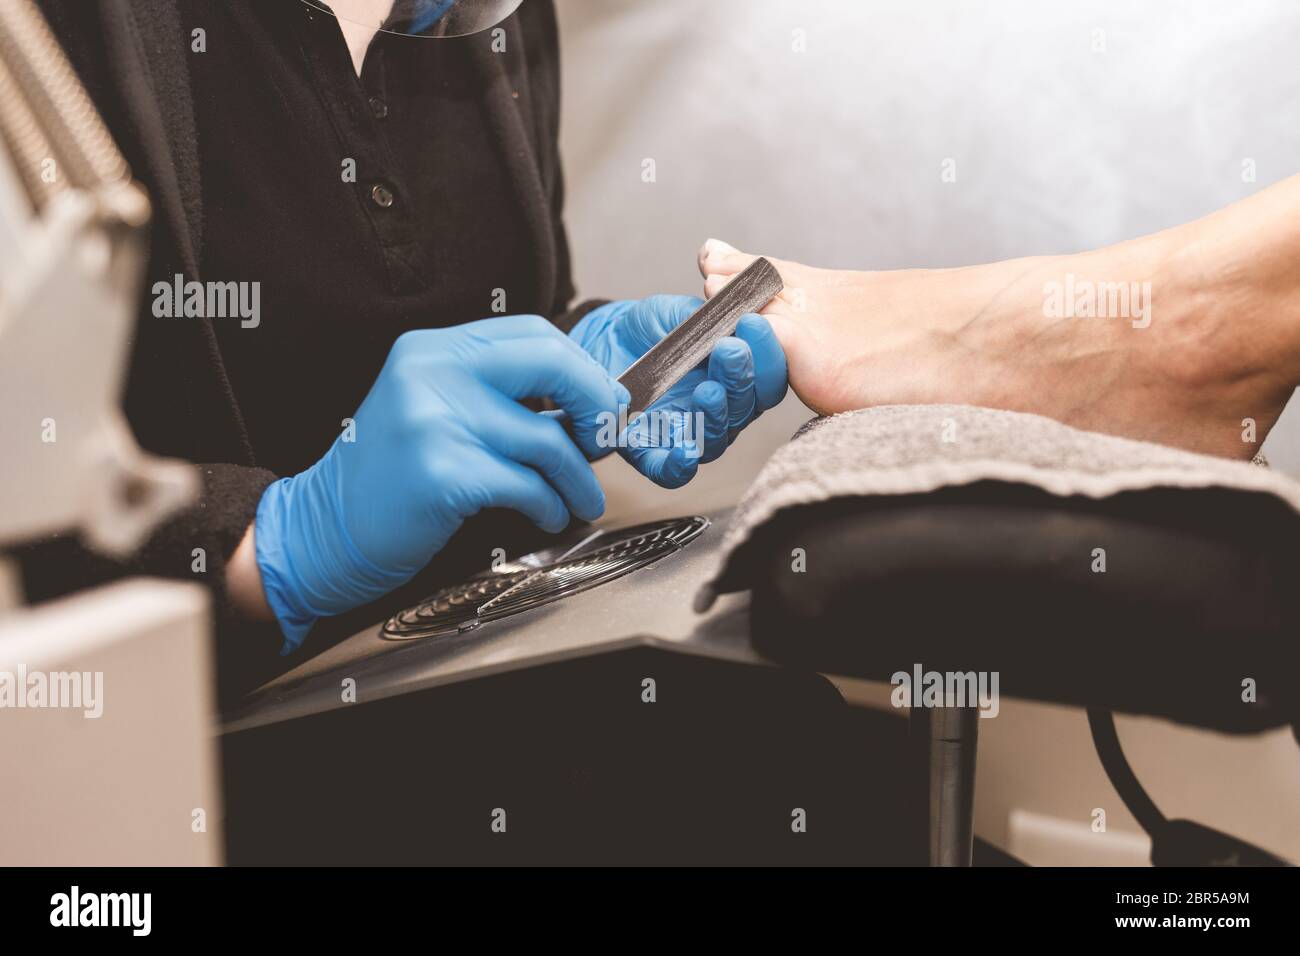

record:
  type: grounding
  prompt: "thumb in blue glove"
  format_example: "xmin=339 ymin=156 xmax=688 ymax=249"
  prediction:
xmin=571 ymin=295 xmax=788 ymax=487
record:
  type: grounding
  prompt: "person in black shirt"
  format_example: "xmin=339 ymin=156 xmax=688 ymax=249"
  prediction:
xmin=27 ymin=0 xmax=787 ymax=698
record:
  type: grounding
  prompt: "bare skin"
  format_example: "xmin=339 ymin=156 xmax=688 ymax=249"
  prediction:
xmin=228 ymin=522 xmax=272 ymax=622
xmin=327 ymin=0 xmax=389 ymax=75
xmin=699 ymin=175 xmax=1300 ymax=460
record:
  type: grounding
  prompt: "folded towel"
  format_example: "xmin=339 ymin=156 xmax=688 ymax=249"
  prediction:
xmin=697 ymin=404 xmax=1300 ymax=608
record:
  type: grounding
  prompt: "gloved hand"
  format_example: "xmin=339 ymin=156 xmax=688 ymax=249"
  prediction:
xmin=255 ymin=316 xmax=629 ymax=653
xmin=570 ymin=295 xmax=787 ymax=487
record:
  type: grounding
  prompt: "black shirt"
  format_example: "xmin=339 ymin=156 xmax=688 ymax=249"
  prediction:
xmin=29 ymin=0 xmax=585 ymax=695
xmin=188 ymin=0 xmax=539 ymax=476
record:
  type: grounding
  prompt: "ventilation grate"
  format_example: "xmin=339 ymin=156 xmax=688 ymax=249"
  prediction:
xmin=380 ymin=515 xmax=709 ymax=641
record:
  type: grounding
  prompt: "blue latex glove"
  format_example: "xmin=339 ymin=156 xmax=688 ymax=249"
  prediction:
xmin=570 ymin=295 xmax=788 ymax=487
xmin=255 ymin=316 xmax=630 ymax=653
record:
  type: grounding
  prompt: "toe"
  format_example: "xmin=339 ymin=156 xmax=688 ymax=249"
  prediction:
xmin=706 ymin=273 xmax=791 ymax=324
xmin=698 ymin=237 xmax=757 ymax=278
xmin=703 ymin=272 xmax=732 ymax=298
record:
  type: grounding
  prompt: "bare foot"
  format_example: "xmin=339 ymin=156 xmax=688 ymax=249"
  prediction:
xmin=698 ymin=227 xmax=1295 ymax=460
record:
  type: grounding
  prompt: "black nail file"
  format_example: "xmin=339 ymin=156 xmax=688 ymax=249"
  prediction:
xmin=618 ymin=256 xmax=784 ymax=417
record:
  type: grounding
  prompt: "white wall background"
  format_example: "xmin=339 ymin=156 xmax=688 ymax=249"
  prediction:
xmin=557 ymin=0 xmax=1300 ymax=863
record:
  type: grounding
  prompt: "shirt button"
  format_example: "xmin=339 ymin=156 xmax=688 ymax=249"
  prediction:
xmin=370 ymin=183 xmax=395 ymax=208
xmin=368 ymin=96 xmax=389 ymax=120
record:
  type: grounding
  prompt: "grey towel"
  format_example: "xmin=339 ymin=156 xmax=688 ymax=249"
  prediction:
xmin=697 ymin=404 xmax=1300 ymax=608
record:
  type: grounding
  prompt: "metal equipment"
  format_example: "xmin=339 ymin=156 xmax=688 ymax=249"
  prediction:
xmin=0 ymin=0 xmax=218 ymax=866
xmin=619 ymin=256 xmax=783 ymax=417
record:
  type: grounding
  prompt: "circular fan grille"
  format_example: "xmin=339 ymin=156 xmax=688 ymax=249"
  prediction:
xmin=380 ymin=515 xmax=709 ymax=641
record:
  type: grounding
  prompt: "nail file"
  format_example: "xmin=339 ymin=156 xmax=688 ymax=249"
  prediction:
xmin=618 ymin=256 xmax=784 ymax=418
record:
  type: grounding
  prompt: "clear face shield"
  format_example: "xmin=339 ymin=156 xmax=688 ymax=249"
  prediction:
xmin=300 ymin=0 xmax=525 ymax=39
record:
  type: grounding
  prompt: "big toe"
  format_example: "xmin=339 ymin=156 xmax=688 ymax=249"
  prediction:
xmin=698 ymin=237 xmax=758 ymax=278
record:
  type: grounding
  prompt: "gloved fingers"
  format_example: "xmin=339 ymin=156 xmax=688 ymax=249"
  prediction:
xmin=566 ymin=300 xmax=631 ymax=356
xmin=733 ymin=312 xmax=788 ymax=411
xmin=690 ymin=379 xmax=731 ymax=464
xmin=466 ymin=314 xmax=604 ymax=377
xmin=706 ymin=336 xmax=757 ymax=435
xmin=622 ymin=438 xmax=700 ymax=489
xmin=473 ymin=338 xmax=628 ymax=454
xmin=697 ymin=238 xmax=757 ymax=279
xmin=482 ymin=400 xmax=606 ymax=523
xmin=470 ymin=454 xmax=572 ymax=535
xmin=622 ymin=294 xmax=704 ymax=354
xmin=465 ymin=313 xmax=587 ymax=344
